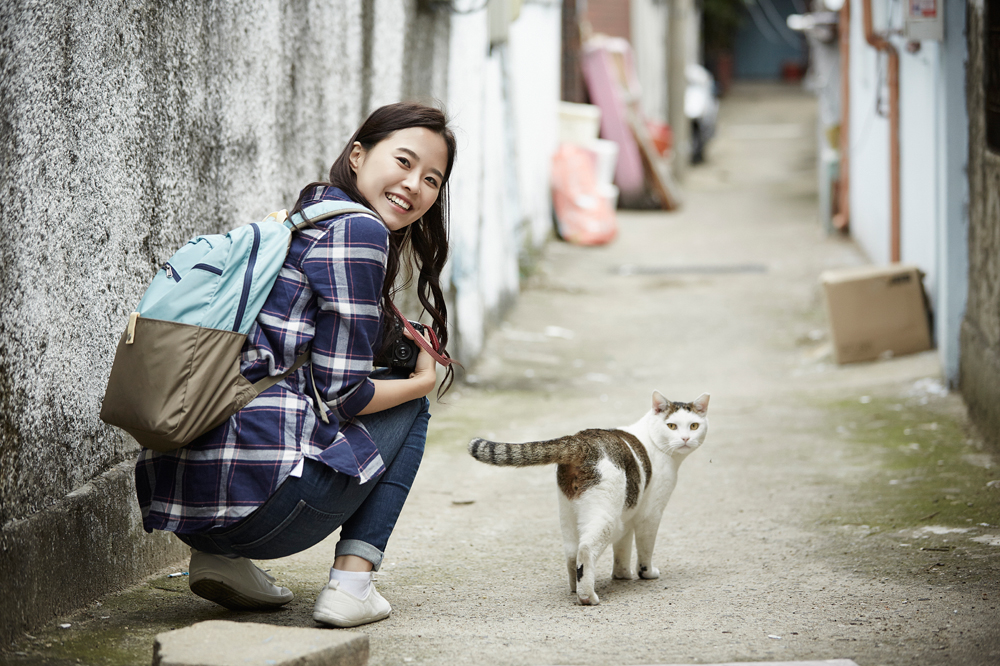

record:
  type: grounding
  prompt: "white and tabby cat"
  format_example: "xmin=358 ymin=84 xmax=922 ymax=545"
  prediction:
xmin=468 ymin=391 xmax=709 ymax=605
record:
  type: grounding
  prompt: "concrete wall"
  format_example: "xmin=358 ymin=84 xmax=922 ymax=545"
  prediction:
xmin=630 ymin=0 xmax=669 ymax=124
xmin=0 ymin=0 xmax=560 ymax=642
xmin=846 ymin=0 xmax=968 ymax=387
xmin=961 ymin=0 xmax=1000 ymax=451
xmin=446 ymin=0 xmax=561 ymax=361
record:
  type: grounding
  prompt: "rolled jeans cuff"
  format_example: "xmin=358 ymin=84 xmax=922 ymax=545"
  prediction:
xmin=336 ymin=538 xmax=384 ymax=571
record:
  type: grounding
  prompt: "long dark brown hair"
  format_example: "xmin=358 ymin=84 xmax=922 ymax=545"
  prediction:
xmin=290 ymin=102 xmax=458 ymax=395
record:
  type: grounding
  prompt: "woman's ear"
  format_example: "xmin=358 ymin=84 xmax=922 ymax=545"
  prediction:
xmin=349 ymin=142 xmax=365 ymax=172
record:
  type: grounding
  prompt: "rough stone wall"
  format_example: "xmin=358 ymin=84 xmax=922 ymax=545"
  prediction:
xmin=0 ymin=0 xmax=449 ymax=641
xmin=961 ymin=0 xmax=1000 ymax=452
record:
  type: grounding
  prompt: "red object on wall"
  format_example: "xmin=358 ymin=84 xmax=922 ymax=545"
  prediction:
xmin=646 ymin=120 xmax=672 ymax=157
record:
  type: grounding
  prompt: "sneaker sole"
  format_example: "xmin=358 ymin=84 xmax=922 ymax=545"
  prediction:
xmin=190 ymin=578 xmax=291 ymax=611
xmin=313 ymin=608 xmax=391 ymax=628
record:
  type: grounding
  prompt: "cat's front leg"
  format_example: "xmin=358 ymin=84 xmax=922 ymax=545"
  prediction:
xmin=612 ymin=528 xmax=635 ymax=579
xmin=634 ymin=519 xmax=661 ymax=580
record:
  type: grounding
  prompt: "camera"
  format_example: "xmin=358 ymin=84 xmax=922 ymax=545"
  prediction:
xmin=377 ymin=319 xmax=425 ymax=371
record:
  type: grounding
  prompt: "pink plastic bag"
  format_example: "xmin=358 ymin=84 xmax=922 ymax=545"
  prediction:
xmin=551 ymin=144 xmax=618 ymax=246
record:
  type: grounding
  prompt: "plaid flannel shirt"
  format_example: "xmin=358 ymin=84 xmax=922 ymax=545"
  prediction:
xmin=136 ymin=187 xmax=389 ymax=534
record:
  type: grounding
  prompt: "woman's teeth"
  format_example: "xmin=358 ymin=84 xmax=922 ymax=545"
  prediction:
xmin=386 ymin=193 xmax=411 ymax=210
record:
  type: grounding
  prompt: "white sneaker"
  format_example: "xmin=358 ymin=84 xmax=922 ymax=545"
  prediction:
xmin=313 ymin=579 xmax=392 ymax=628
xmin=188 ymin=550 xmax=294 ymax=611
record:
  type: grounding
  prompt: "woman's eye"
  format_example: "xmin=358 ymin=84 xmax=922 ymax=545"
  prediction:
xmin=425 ymin=177 xmax=440 ymax=188
xmin=690 ymin=423 xmax=700 ymax=430
xmin=667 ymin=423 xmax=677 ymax=430
xmin=397 ymin=157 xmax=410 ymax=167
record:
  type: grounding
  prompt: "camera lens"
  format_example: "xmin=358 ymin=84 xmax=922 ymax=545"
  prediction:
xmin=394 ymin=341 xmax=414 ymax=362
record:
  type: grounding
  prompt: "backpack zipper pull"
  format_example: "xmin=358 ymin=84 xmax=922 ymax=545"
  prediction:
xmin=126 ymin=312 xmax=140 ymax=345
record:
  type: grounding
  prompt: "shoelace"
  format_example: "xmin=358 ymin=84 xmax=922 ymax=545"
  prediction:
xmin=254 ymin=564 xmax=278 ymax=584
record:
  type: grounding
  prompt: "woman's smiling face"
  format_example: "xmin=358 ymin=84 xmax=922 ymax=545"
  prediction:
xmin=349 ymin=126 xmax=450 ymax=231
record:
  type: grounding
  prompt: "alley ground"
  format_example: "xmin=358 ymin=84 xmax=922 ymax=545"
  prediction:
xmin=3 ymin=83 xmax=999 ymax=666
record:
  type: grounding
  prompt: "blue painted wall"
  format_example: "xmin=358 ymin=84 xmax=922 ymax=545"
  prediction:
xmin=733 ymin=0 xmax=808 ymax=79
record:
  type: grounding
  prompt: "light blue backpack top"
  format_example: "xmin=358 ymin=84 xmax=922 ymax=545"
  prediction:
xmin=136 ymin=199 xmax=374 ymax=335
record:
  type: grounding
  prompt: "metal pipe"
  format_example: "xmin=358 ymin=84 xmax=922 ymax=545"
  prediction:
xmin=832 ymin=0 xmax=850 ymax=231
xmin=861 ymin=0 xmax=901 ymax=262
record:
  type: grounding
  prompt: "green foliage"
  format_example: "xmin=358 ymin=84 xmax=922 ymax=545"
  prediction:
xmin=701 ymin=0 xmax=745 ymax=53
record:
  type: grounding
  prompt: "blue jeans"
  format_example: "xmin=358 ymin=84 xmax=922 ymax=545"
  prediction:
xmin=177 ymin=391 xmax=429 ymax=571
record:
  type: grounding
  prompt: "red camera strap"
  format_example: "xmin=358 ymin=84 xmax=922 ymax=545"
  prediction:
xmin=389 ymin=302 xmax=457 ymax=368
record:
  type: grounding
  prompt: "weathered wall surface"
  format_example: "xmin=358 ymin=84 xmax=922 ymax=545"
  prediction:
xmin=0 ymin=0 xmax=456 ymax=642
xmin=446 ymin=1 xmax=562 ymax=361
xmin=961 ymin=0 xmax=1000 ymax=453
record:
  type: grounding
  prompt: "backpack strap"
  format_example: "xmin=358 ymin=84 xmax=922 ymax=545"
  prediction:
xmin=287 ymin=201 xmax=376 ymax=231
xmin=251 ymin=350 xmax=311 ymax=395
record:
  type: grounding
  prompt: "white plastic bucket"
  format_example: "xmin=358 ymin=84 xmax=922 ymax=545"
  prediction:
xmin=559 ymin=102 xmax=602 ymax=145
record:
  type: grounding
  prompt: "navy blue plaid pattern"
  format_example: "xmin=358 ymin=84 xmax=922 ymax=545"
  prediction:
xmin=136 ymin=187 xmax=389 ymax=534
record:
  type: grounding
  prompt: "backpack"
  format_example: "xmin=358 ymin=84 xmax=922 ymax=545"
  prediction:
xmin=99 ymin=200 xmax=374 ymax=452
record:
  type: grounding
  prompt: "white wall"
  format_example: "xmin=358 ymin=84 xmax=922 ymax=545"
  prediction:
xmin=446 ymin=1 xmax=562 ymax=360
xmin=848 ymin=0 xmax=938 ymax=284
xmin=630 ymin=0 xmax=670 ymax=123
xmin=897 ymin=40 xmax=940 ymax=297
xmin=847 ymin=0 xmax=891 ymax=265
xmin=509 ymin=2 xmax=562 ymax=249
xmin=847 ymin=0 xmax=969 ymax=383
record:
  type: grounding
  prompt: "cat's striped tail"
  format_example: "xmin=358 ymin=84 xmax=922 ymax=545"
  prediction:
xmin=468 ymin=436 xmax=583 ymax=467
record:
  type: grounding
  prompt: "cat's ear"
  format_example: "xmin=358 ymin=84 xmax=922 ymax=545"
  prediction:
xmin=652 ymin=391 xmax=670 ymax=414
xmin=691 ymin=393 xmax=710 ymax=415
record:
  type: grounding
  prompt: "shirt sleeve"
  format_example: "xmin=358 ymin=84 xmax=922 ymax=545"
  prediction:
xmin=301 ymin=213 xmax=388 ymax=420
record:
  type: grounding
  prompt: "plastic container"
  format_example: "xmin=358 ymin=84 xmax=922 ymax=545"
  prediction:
xmin=559 ymin=102 xmax=602 ymax=145
xmin=598 ymin=182 xmax=620 ymax=210
xmin=586 ymin=139 xmax=619 ymax=185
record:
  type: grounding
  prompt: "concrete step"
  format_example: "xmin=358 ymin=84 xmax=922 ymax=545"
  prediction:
xmin=152 ymin=620 xmax=367 ymax=666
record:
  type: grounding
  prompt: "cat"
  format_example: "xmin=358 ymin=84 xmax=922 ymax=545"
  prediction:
xmin=468 ymin=391 xmax=709 ymax=605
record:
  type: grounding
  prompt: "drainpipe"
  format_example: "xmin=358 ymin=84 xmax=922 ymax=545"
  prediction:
xmin=832 ymin=0 xmax=850 ymax=231
xmin=861 ymin=0 xmax=901 ymax=262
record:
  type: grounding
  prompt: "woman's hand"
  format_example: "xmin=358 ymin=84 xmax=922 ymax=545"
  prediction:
xmin=404 ymin=325 xmax=438 ymax=384
xmin=358 ymin=325 xmax=438 ymax=415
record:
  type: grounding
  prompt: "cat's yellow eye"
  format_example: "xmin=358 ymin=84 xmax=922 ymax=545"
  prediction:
xmin=667 ymin=423 xmax=678 ymax=430
xmin=690 ymin=423 xmax=700 ymax=430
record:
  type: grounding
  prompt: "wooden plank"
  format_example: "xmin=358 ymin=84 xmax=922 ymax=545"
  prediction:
xmin=626 ymin=104 xmax=682 ymax=210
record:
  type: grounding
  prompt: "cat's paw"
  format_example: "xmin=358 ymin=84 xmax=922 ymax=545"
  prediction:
xmin=612 ymin=567 xmax=634 ymax=580
xmin=577 ymin=592 xmax=600 ymax=606
xmin=638 ymin=565 xmax=660 ymax=579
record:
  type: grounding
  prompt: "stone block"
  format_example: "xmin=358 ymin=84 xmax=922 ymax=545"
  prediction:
xmin=151 ymin=620 xmax=368 ymax=666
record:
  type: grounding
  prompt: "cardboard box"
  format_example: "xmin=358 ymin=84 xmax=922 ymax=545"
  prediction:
xmin=820 ymin=264 xmax=932 ymax=364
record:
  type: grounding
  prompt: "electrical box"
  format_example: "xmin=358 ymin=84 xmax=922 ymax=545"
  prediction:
xmin=905 ymin=0 xmax=944 ymax=41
